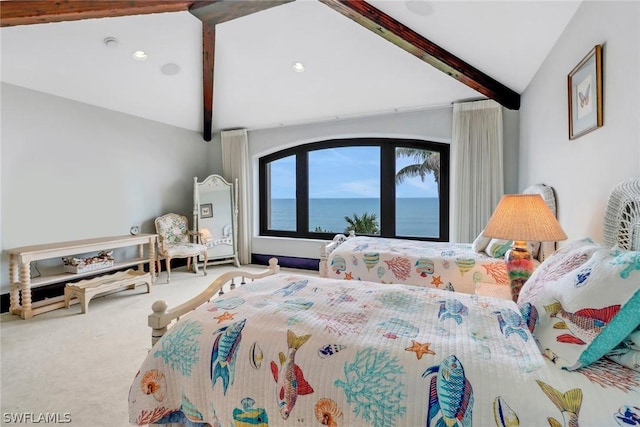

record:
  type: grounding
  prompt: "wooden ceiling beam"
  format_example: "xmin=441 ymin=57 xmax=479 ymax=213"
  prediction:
xmin=0 ymin=1 xmax=198 ymax=27
xmin=319 ymin=0 xmax=520 ymax=110
xmin=189 ymin=0 xmax=293 ymax=141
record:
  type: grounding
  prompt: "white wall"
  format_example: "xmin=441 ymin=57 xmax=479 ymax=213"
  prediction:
xmin=0 ymin=83 xmax=210 ymax=294
xmin=519 ymin=1 xmax=639 ymax=244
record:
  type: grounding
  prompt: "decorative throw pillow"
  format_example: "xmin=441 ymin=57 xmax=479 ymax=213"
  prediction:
xmin=607 ymin=347 xmax=640 ymax=372
xmin=517 ymin=239 xmax=640 ymax=370
xmin=484 ymin=238 xmax=541 ymax=259
xmin=623 ymin=327 xmax=640 ymax=350
xmin=472 ymin=230 xmax=491 ymax=253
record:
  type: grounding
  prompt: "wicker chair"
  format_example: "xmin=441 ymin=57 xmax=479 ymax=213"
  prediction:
xmin=603 ymin=177 xmax=640 ymax=251
xmin=155 ymin=213 xmax=208 ymax=283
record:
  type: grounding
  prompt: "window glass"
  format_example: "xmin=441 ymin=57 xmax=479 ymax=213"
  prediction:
xmin=395 ymin=148 xmax=440 ymax=238
xmin=266 ymin=155 xmax=296 ymax=231
xmin=259 ymin=138 xmax=449 ymax=241
xmin=308 ymin=147 xmax=380 ymax=234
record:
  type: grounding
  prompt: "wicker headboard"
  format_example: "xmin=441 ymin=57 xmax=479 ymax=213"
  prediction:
xmin=603 ymin=178 xmax=640 ymax=251
xmin=522 ymin=183 xmax=559 ymax=261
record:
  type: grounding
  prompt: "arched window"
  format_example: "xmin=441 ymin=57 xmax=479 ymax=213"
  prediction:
xmin=259 ymin=138 xmax=449 ymax=241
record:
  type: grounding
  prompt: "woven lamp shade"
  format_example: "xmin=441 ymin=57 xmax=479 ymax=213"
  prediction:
xmin=483 ymin=194 xmax=567 ymax=242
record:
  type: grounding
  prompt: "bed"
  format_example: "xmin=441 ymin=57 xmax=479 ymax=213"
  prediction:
xmin=128 ymin=178 xmax=640 ymax=426
xmin=319 ymin=183 xmax=558 ymax=295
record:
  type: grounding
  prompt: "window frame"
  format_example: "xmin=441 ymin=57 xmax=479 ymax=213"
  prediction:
xmin=259 ymin=137 xmax=449 ymax=241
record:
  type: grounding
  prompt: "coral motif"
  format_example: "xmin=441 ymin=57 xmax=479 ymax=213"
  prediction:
xmin=578 ymin=358 xmax=640 ymax=392
xmin=384 ymin=257 xmax=412 ymax=280
xmin=317 ymin=311 xmax=368 ymax=336
xmin=481 ymin=262 xmax=509 ymax=284
xmin=334 ymin=347 xmax=407 ymax=427
xmin=135 ymin=407 xmax=173 ymax=425
xmin=376 ymin=291 xmax=421 ymax=312
xmin=315 ymin=398 xmax=343 ymax=427
xmin=140 ymin=370 xmax=166 ymax=402
xmin=610 ymin=248 xmax=640 ymax=278
xmin=153 ymin=320 xmax=202 ymax=376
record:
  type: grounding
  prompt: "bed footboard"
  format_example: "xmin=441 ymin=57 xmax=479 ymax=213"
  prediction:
xmin=148 ymin=258 xmax=280 ymax=346
xmin=318 ymin=231 xmax=355 ymax=277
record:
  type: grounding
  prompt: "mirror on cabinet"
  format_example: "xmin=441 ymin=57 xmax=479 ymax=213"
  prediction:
xmin=193 ymin=175 xmax=240 ymax=267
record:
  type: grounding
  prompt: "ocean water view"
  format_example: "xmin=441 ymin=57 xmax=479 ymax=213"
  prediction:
xmin=269 ymin=198 xmax=439 ymax=237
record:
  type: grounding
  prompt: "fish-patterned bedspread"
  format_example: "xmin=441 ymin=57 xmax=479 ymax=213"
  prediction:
xmin=128 ymin=273 xmax=640 ymax=426
xmin=325 ymin=236 xmax=512 ymax=294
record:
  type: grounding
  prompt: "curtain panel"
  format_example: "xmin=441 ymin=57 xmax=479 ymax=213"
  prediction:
xmin=452 ymin=99 xmax=504 ymax=242
xmin=221 ymin=129 xmax=251 ymax=265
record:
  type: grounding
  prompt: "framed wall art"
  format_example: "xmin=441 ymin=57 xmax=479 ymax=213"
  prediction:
xmin=568 ymin=44 xmax=603 ymax=140
xmin=200 ymin=203 xmax=213 ymax=218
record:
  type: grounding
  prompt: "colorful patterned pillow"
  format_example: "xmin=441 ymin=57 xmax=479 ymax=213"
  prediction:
xmin=517 ymin=239 xmax=640 ymax=370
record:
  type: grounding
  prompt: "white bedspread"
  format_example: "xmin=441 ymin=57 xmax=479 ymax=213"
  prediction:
xmin=128 ymin=273 xmax=639 ymax=426
xmin=325 ymin=236 xmax=512 ymax=294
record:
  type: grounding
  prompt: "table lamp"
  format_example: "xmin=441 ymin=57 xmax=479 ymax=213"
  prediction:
xmin=483 ymin=194 xmax=567 ymax=302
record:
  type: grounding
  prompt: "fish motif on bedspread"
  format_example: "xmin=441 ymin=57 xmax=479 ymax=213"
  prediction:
xmin=128 ymin=273 xmax=640 ymax=426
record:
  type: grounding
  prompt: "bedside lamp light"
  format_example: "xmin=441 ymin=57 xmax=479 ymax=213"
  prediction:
xmin=200 ymin=228 xmax=212 ymax=245
xmin=483 ymin=194 xmax=567 ymax=302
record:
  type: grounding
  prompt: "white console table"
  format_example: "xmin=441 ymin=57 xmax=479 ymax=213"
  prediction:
xmin=7 ymin=234 xmax=157 ymax=319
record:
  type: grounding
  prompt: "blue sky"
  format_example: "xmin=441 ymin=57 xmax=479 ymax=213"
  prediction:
xmin=270 ymin=146 xmax=439 ymax=199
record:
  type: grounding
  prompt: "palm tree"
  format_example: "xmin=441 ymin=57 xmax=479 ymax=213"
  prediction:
xmin=344 ymin=212 xmax=380 ymax=234
xmin=395 ymin=148 xmax=440 ymax=196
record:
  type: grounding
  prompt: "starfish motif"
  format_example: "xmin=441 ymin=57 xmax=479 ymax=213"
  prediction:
xmin=214 ymin=311 xmax=235 ymax=323
xmin=405 ymin=340 xmax=436 ymax=360
xmin=344 ymin=272 xmax=353 ymax=280
xmin=431 ymin=275 xmax=443 ymax=286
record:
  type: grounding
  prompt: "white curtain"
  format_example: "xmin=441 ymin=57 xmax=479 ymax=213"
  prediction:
xmin=451 ymin=99 xmax=504 ymax=242
xmin=221 ymin=129 xmax=251 ymax=265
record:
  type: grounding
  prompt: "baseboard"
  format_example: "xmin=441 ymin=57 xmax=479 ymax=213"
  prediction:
xmin=251 ymin=253 xmax=319 ymax=271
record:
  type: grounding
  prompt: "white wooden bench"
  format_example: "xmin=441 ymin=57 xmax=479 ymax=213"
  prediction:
xmin=64 ymin=269 xmax=151 ymax=314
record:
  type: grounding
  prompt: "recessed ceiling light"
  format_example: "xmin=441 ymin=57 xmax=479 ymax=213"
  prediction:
xmin=103 ymin=37 xmax=119 ymax=48
xmin=405 ymin=0 xmax=433 ymax=16
xmin=161 ymin=63 xmax=180 ymax=76
xmin=292 ymin=62 xmax=305 ymax=73
xmin=132 ymin=50 xmax=148 ymax=61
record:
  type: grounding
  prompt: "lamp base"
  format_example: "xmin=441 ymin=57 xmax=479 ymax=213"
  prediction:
xmin=505 ymin=241 xmax=535 ymax=303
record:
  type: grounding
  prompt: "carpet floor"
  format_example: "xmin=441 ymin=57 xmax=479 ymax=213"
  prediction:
xmin=1 ymin=264 xmax=314 ymax=426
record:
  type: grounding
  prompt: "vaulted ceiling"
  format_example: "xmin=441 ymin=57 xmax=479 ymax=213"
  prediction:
xmin=1 ymin=0 xmax=582 ymax=140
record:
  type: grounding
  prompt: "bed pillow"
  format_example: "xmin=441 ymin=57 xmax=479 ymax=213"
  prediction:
xmin=484 ymin=238 xmax=541 ymax=259
xmin=607 ymin=346 xmax=640 ymax=372
xmin=472 ymin=230 xmax=491 ymax=253
xmin=623 ymin=327 xmax=640 ymax=350
xmin=517 ymin=239 xmax=640 ymax=371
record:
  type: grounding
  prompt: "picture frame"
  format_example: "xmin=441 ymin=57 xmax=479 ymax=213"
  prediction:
xmin=568 ymin=44 xmax=603 ymax=140
xmin=200 ymin=203 xmax=213 ymax=219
